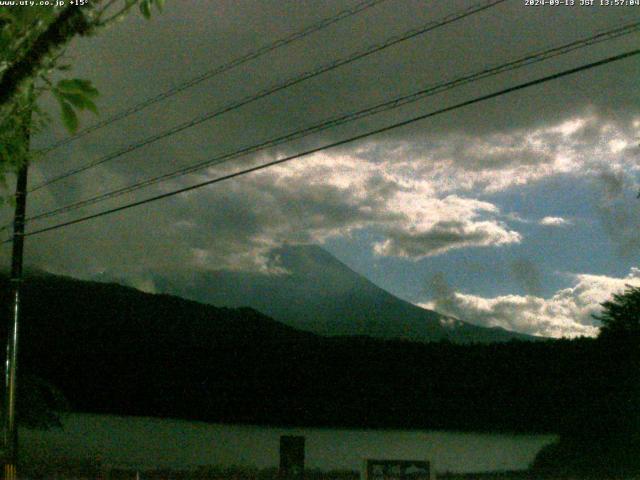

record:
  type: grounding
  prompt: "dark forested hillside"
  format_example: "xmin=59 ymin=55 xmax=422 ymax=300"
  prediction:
xmin=0 ymin=272 xmax=630 ymax=435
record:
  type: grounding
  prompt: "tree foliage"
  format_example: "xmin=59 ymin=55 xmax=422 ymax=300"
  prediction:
xmin=532 ymin=286 xmax=640 ymax=476
xmin=0 ymin=0 xmax=164 ymax=427
xmin=0 ymin=0 xmax=164 ymax=188
xmin=595 ymin=284 xmax=640 ymax=342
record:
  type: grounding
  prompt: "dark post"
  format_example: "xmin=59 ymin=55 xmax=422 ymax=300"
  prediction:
xmin=279 ymin=435 xmax=305 ymax=480
xmin=3 ymin=110 xmax=30 ymax=480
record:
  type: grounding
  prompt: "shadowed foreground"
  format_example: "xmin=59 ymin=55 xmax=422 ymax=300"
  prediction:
xmin=16 ymin=461 xmax=640 ymax=480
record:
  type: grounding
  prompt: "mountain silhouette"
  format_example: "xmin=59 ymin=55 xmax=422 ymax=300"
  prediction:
xmin=151 ymin=244 xmax=537 ymax=343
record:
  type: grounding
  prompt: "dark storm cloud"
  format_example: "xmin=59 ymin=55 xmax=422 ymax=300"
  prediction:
xmin=24 ymin=151 xmax=525 ymax=277
xmin=24 ymin=162 xmax=403 ymax=276
xmin=15 ymin=0 xmax=640 ymax=278
xmin=34 ymin=0 xmax=640 ymax=155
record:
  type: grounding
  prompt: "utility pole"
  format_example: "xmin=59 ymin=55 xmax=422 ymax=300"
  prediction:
xmin=3 ymin=107 xmax=30 ymax=480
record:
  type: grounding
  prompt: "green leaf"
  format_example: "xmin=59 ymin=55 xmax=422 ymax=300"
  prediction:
xmin=56 ymin=78 xmax=84 ymax=93
xmin=83 ymin=98 xmax=98 ymax=115
xmin=154 ymin=0 xmax=165 ymax=11
xmin=59 ymin=92 xmax=98 ymax=115
xmin=56 ymin=79 xmax=99 ymax=98
xmin=59 ymin=100 xmax=78 ymax=133
xmin=140 ymin=0 xmax=152 ymax=19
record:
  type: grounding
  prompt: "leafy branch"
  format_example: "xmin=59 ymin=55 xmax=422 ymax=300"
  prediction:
xmin=52 ymin=78 xmax=99 ymax=133
xmin=0 ymin=0 xmax=166 ymax=185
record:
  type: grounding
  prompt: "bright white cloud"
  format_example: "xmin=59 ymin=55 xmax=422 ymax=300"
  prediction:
xmin=261 ymin=159 xmax=522 ymax=260
xmin=373 ymin=218 xmax=521 ymax=259
xmin=420 ymin=268 xmax=640 ymax=339
xmin=26 ymin=150 xmax=522 ymax=277
xmin=539 ymin=216 xmax=571 ymax=227
xmin=356 ymin=113 xmax=639 ymax=194
xmin=23 ymin=111 xmax=638 ymax=277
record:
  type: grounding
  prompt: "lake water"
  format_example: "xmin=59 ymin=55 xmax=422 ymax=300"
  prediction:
xmin=21 ymin=413 xmax=557 ymax=474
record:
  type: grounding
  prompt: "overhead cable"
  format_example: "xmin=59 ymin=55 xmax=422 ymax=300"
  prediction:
xmin=14 ymin=48 xmax=639 ymax=241
xmin=30 ymin=0 xmax=506 ymax=193
xmin=39 ymin=0 xmax=391 ymax=154
xmin=21 ymin=20 xmax=640 ymax=226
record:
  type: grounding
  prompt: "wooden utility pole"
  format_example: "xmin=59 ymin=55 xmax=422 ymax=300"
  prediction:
xmin=3 ymin=108 xmax=30 ymax=480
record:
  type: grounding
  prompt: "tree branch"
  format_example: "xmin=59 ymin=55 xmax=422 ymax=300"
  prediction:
xmin=96 ymin=1 xmax=137 ymax=27
xmin=0 ymin=6 xmax=94 ymax=108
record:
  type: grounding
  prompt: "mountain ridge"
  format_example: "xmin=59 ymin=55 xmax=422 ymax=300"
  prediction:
xmin=148 ymin=244 xmax=537 ymax=343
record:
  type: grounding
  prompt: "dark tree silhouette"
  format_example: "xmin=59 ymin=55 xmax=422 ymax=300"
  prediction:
xmin=533 ymin=286 xmax=640 ymax=477
xmin=594 ymin=285 xmax=640 ymax=342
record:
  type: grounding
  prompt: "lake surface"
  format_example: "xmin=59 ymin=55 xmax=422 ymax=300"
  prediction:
xmin=21 ymin=413 xmax=556 ymax=474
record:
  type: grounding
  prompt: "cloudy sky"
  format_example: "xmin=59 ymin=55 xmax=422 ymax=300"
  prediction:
xmin=2 ymin=0 xmax=639 ymax=338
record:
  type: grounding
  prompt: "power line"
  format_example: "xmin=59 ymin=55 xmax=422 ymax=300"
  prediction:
xmin=14 ymin=48 xmax=639 ymax=241
xmin=39 ymin=0 xmax=390 ymax=154
xmin=29 ymin=0 xmax=506 ymax=193
xmin=20 ymin=20 xmax=640 ymax=226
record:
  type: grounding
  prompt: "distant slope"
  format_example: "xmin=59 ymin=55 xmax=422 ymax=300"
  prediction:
xmin=154 ymin=244 xmax=537 ymax=343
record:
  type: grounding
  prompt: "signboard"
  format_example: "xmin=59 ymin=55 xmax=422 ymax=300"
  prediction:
xmin=364 ymin=459 xmax=433 ymax=480
xmin=279 ymin=435 xmax=305 ymax=480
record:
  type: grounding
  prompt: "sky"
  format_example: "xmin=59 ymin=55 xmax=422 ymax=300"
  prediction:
xmin=2 ymin=0 xmax=639 ymax=339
